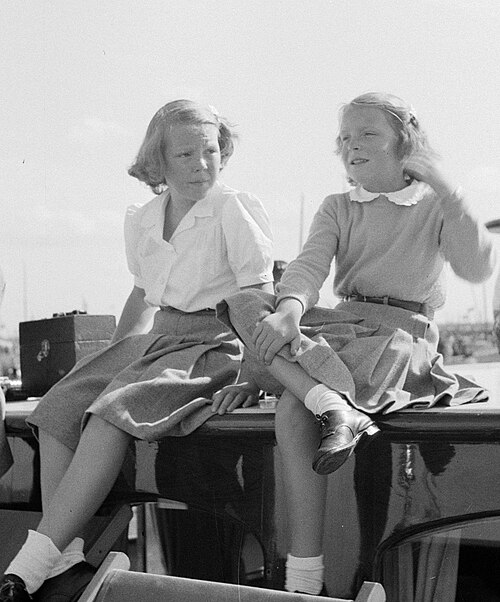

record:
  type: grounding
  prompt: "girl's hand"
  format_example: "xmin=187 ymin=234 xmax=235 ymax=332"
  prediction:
xmin=210 ymin=382 xmax=260 ymax=414
xmin=252 ymin=309 xmax=302 ymax=366
xmin=403 ymin=152 xmax=455 ymax=198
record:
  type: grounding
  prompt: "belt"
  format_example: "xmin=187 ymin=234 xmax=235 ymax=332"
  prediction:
xmin=343 ymin=295 xmax=433 ymax=319
xmin=159 ymin=306 xmax=215 ymax=315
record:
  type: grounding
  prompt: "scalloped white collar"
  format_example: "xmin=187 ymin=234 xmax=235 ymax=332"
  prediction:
xmin=349 ymin=180 xmax=428 ymax=206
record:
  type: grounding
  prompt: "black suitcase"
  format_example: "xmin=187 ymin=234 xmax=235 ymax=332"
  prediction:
xmin=19 ymin=312 xmax=116 ymax=397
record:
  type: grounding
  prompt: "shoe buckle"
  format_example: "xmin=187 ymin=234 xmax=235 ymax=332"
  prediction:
xmin=316 ymin=414 xmax=329 ymax=427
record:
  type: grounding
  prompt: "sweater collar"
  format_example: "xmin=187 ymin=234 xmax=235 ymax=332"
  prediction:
xmin=349 ymin=180 xmax=427 ymax=206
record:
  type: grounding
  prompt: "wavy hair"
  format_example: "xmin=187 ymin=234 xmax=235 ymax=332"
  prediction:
xmin=335 ymin=92 xmax=435 ymax=162
xmin=128 ymin=100 xmax=237 ymax=194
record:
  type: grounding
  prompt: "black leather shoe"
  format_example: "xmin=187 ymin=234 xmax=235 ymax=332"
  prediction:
xmin=312 ymin=409 xmax=381 ymax=475
xmin=33 ymin=562 xmax=95 ymax=602
xmin=0 ymin=575 xmax=32 ymax=602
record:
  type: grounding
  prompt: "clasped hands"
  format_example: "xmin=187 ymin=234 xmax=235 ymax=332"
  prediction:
xmin=210 ymin=301 xmax=302 ymax=414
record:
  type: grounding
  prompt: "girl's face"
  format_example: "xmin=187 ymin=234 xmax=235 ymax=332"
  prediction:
xmin=339 ymin=105 xmax=407 ymax=192
xmin=163 ymin=123 xmax=221 ymax=203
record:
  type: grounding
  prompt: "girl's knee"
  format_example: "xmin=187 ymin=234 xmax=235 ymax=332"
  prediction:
xmin=83 ymin=414 xmax=129 ymax=441
xmin=225 ymin=289 xmax=276 ymax=340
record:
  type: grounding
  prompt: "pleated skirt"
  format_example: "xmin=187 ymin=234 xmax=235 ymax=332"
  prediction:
xmin=217 ymin=290 xmax=488 ymax=414
xmin=27 ymin=307 xmax=242 ymax=450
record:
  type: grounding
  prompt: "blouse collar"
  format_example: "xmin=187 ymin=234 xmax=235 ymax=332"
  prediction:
xmin=140 ymin=182 xmax=219 ymax=229
xmin=349 ymin=180 xmax=428 ymax=206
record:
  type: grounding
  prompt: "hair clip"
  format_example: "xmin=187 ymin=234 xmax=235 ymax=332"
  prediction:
xmin=208 ymin=105 xmax=220 ymax=121
xmin=384 ymin=108 xmax=405 ymax=124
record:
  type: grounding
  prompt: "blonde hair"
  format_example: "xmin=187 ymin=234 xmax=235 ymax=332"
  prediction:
xmin=128 ymin=100 xmax=237 ymax=194
xmin=335 ymin=92 xmax=434 ymax=161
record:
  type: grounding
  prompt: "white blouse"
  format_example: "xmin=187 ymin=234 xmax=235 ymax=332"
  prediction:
xmin=124 ymin=181 xmax=274 ymax=312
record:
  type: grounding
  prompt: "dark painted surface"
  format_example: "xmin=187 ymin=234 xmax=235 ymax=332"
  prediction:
xmin=2 ymin=363 xmax=500 ymax=597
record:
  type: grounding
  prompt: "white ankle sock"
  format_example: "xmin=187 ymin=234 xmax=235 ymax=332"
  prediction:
xmin=285 ymin=553 xmax=324 ymax=594
xmin=46 ymin=537 xmax=86 ymax=579
xmin=304 ymin=384 xmax=350 ymax=416
xmin=5 ymin=530 xmax=62 ymax=594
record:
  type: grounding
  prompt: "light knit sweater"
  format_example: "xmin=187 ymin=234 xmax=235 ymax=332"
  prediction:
xmin=276 ymin=187 xmax=496 ymax=314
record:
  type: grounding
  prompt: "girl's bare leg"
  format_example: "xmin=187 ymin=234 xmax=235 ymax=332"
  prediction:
xmin=36 ymin=415 xmax=131 ymax=552
xmin=276 ymin=390 xmax=327 ymax=556
xmin=38 ymin=430 xmax=74 ymax=511
xmin=266 ymin=355 xmax=321 ymax=402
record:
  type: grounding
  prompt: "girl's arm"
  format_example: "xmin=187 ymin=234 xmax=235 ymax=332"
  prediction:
xmin=275 ymin=197 xmax=339 ymax=312
xmin=248 ymin=200 xmax=339 ymax=366
xmin=212 ymin=293 xmax=303 ymax=414
xmin=210 ymin=281 xmax=274 ymax=414
xmin=405 ymin=154 xmax=496 ymax=282
xmin=252 ymin=297 xmax=303 ymax=366
xmin=210 ymin=355 xmax=262 ymax=415
xmin=111 ymin=286 xmax=157 ymax=343
xmin=210 ymin=192 xmax=275 ymax=413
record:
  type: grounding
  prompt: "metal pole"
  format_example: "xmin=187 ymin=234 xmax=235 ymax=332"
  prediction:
xmin=298 ymin=192 xmax=305 ymax=253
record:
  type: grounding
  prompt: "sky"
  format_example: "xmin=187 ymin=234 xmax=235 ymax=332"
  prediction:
xmin=1 ymin=0 xmax=500 ymax=337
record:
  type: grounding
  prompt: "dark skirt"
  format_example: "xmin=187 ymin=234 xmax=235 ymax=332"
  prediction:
xmin=27 ymin=307 xmax=242 ymax=450
xmin=217 ymin=290 xmax=488 ymax=414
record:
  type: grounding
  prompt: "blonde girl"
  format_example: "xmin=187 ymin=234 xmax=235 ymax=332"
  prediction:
xmin=217 ymin=92 xmax=496 ymax=595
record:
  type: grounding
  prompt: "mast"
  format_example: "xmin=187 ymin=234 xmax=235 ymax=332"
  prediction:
xmin=298 ymin=192 xmax=305 ymax=253
xmin=22 ymin=261 xmax=29 ymax=322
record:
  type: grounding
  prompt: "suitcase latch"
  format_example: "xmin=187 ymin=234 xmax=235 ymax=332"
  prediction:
xmin=37 ymin=339 xmax=50 ymax=362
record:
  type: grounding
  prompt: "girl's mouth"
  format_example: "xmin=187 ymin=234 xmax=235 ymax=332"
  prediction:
xmin=350 ymin=158 xmax=368 ymax=165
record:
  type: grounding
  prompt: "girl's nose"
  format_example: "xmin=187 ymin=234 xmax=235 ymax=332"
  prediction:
xmin=193 ymin=156 xmax=208 ymax=170
xmin=348 ymin=138 xmax=360 ymax=151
